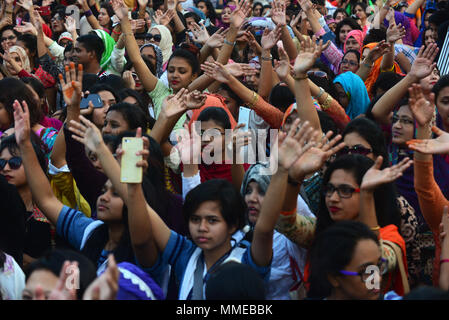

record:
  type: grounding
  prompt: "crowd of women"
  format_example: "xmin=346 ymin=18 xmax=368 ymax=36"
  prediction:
xmin=0 ymin=0 xmax=449 ymax=301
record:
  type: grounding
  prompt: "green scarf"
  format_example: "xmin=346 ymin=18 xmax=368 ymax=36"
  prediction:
xmin=92 ymin=29 xmax=116 ymax=70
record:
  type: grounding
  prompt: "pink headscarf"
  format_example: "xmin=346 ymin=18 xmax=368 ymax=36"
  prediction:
xmin=343 ymin=30 xmax=364 ymax=54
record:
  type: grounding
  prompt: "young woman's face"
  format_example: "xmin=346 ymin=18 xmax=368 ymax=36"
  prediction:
xmin=0 ymin=148 xmax=26 ymax=187
xmin=6 ymin=52 xmax=22 ymax=75
xmin=282 ymin=111 xmax=299 ymax=133
xmin=391 ymin=105 xmax=415 ymax=145
xmin=16 ymin=40 xmax=32 ymax=60
xmin=217 ymin=88 xmax=239 ymax=120
xmin=1 ymin=29 xmax=17 ymax=52
xmin=148 ymin=28 xmax=162 ymax=46
xmin=0 ymin=102 xmax=11 ymax=130
xmin=343 ymin=132 xmax=375 ymax=161
xmin=436 ymin=86 xmax=449 ymax=131
xmin=253 ymin=4 xmax=263 ymax=17
xmin=419 ymin=67 xmax=440 ymax=93
xmin=197 ymin=1 xmax=208 ymax=15
xmin=92 ymin=90 xmax=117 ymax=128
xmin=51 ymin=14 xmax=65 ymax=33
xmin=189 ymin=200 xmax=236 ymax=252
xmin=167 ymin=57 xmax=196 ymax=92
xmin=424 ymin=29 xmax=436 ymax=47
xmin=141 ymin=46 xmax=157 ymax=73
xmin=201 ymin=119 xmax=225 ymax=161
xmin=244 ymin=181 xmax=265 ymax=225
xmin=345 ymin=36 xmax=360 ymax=53
xmin=335 ymin=83 xmax=349 ymax=109
xmin=221 ymin=7 xmax=232 ymax=23
xmin=22 ymin=269 xmax=59 ymax=300
xmin=354 ymin=5 xmax=366 ymax=20
xmin=339 ymin=25 xmax=353 ymax=45
xmin=325 ymin=169 xmax=360 ymax=222
xmin=102 ymin=110 xmax=130 ymax=136
xmin=335 ymin=12 xmax=346 ymax=23
xmin=340 ymin=52 xmax=359 ymax=74
xmin=331 ymin=239 xmax=383 ymax=300
xmin=98 ymin=8 xmax=111 ymax=27
xmin=96 ymin=180 xmax=124 ymax=222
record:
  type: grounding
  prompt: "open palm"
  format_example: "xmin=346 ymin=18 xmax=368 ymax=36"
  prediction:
xmin=201 ymin=61 xmax=231 ymax=83
xmin=68 ymin=116 xmax=104 ymax=152
xmin=361 ymin=156 xmax=412 ymax=192
xmin=409 ymin=43 xmax=439 ymax=80
xmin=408 ymin=84 xmax=435 ymax=127
xmin=407 ymin=126 xmax=449 ymax=155
xmin=294 ymin=36 xmax=330 ymax=76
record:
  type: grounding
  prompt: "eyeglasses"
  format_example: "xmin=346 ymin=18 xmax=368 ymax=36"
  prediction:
xmin=341 ymin=59 xmax=359 ymax=67
xmin=323 ymin=183 xmax=360 ymax=198
xmin=339 ymin=258 xmax=388 ymax=282
xmin=392 ymin=115 xmax=414 ymax=126
xmin=1 ymin=35 xmax=16 ymax=42
xmin=338 ymin=145 xmax=373 ymax=157
xmin=307 ymin=70 xmax=328 ymax=78
xmin=147 ymin=34 xmax=162 ymax=42
xmin=0 ymin=157 xmax=22 ymax=170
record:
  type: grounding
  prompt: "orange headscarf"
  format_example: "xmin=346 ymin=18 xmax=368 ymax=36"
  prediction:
xmin=362 ymin=42 xmax=402 ymax=99
xmin=188 ymin=93 xmax=237 ymax=130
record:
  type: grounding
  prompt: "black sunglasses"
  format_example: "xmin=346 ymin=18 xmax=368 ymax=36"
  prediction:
xmin=338 ymin=145 xmax=372 ymax=156
xmin=147 ymin=34 xmax=162 ymax=42
xmin=0 ymin=157 xmax=22 ymax=170
xmin=1 ymin=35 xmax=16 ymax=42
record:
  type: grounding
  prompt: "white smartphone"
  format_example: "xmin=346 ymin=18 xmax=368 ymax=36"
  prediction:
xmin=120 ymin=137 xmax=143 ymax=184
xmin=238 ymin=106 xmax=251 ymax=131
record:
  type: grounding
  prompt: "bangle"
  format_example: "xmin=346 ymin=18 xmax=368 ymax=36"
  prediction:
xmin=314 ymin=86 xmax=325 ymax=99
xmin=247 ymin=91 xmax=258 ymax=109
xmin=370 ymin=226 xmax=381 ymax=231
xmin=280 ymin=207 xmax=297 ymax=216
xmin=223 ymin=39 xmax=235 ymax=46
xmin=112 ymin=30 xmax=122 ymax=35
xmin=441 ymin=259 xmax=449 ymax=265
xmin=84 ymin=9 xmax=93 ymax=17
xmin=261 ymin=55 xmax=272 ymax=61
xmin=293 ymin=73 xmax=308 ymax=81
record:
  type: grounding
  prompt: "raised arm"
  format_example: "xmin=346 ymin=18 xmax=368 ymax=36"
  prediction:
xmin=439 ymin=207 xmax=449 ymax=290
xmin=15 ymin=100 xmax=63 ymax=226
xmin=78 ymin=0 xmax=102 ymax=30
xmin=258 ymin=26 xmax=282 ymax=100
xmin=371 ymin=43 xmax=439 ymax=125
xmin=380 ymin=22 xmax=406 ymax=72
xmin=271 ymin=0 xmax=297 ymax=60
xmin=251 ymin=119 xmax=316 ymax=267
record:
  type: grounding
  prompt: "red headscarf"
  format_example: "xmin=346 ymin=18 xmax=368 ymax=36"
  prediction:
xmin=343 ymin=30 xmax=364 ymax=54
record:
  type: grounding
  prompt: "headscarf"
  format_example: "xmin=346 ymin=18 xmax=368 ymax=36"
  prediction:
xmin=333 ymin=71 xmax=370 ymax=119
xmin=149 ymin=25 xmax=173 ymax=65
xmin=240 ymin=163 xmax=271 ymax=198
xmin=92 ymin=29 xmax=116 ymax=70
xmin=114 ymin=262 xmax=165 ymax=300
xmin=139 ymin=43 xmax=164 ymax=77
xmin=188 ymin=93 xmax=237 ymax=129
xmin=343 ymin=30 xmax=364 ymax=54
xmin=362 ymin=42 xmax=402 ymax=98
xmin=58 ymin=32 xmax=73 ymax=44
xmin=3 ymin=45 xmax=31 ymax=76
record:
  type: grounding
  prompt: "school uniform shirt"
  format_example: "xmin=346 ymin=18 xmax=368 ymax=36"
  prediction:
xmin=144 ymin=230 xmax=271 ymax=300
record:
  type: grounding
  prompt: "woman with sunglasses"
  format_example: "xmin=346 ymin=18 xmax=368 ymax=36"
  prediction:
xmin=275 ymin=152 xmax=412 ymax=296
xmin=341 ymin=117 xmax=427 ymax=288
xmin=308 ymin=220 xmax=390 ymax=300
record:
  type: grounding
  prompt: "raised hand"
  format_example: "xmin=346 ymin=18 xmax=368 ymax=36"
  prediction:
xmin=14 ymin=21 xmax=37 ymax=36
xmin=13 ymin=100 xmax=31 ymax=145
xmin=64 ymin=16 xmax=77 ymax=34
xmin=17 ymin=0 xmax=33 ymax=11
xmin=154 ymin=9 xmax=175 ymax=26
xmin=68 ymin=115 xmax=104 ymax=152
xmin=226 ymin=123 xmax=252 ymax=163
xmin=360 ymin=156 xmax=413 ymax=192
xmin=225 ymin=63 xmax=257 ymax=78
xmin=289 ymin=130 xmax=345 ymax=181
xmin=290 ymin=14 xmax=301 ymax=30
xmin=298 ymin=0 xmax=314 ymax=12
xmin=201 ymin=61 xmax=232 ymax=83
xmin=409 ymin=43 xmax=439 ymax=80
xmin=271 ymin=0 xmax=287 ymax=26
xmin=167 ymin=0 xmax=177 ymax=10
xmin=183 ymin=90 xmax=207 ymax=110
xmin=274 ymin=46 xmax=292 ymax=80
xmin=365 ymin=40 xmax=390 ymax=63
xmin=293 ymin=36 xmax=330 ymax=77
xmin=386 ymin=23 xmax=406 ymax=43
xmin=41 ymin=261 xmax=79 ymax=300
xmin=175 ymin=123 xmax=201 ymax=165
xmin=122 ymin=70 xmax=136 ymax=90
xmin=110 ymin=0 xmax=129 ymax=21
xmin=205 ymin=27 xmax=227 ymax=48
xmin=130 ymin=18 xmax=146 ymax=33
xmin=407 ymin=126 xmax=449 ymax=155
xmin=408 ymin=83 xmax=435 ymax=127
xmin=0 ymin=51 xmax=22 ymax=74
xmin=83 ymin=255 xmax=119 ymax=300
xmin=137 ymin=0 xmax=149 ymax=8
xmin=230 ymin=0 xmax=251 ymax=29
xmin=58 ymin=62 xmax=83 ymax=108
xmin=190 ymin=21 xmax=210 ymax=44
xmin=261 ymin=25 xmax=282 ymax=50
xmin=277 ymin=119 xmax=316 ymax=170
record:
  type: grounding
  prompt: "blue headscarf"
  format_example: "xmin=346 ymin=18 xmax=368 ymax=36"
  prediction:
xmin=333 ymin=72 xmax=370 ymax=120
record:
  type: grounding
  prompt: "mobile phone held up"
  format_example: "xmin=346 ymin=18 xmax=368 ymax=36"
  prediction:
xmin=120 ymin=137 xmax=143 ymax=184
xmin=80 ymin=94 xmax=103 ymax=109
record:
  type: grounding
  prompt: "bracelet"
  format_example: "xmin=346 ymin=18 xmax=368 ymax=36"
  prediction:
xmin=112 ymin=30 xmax=122 ymax=35
xmin=223 ymin=39 xmax=235 ymax=46
xmin=247 ymin=91 xmax=258 ymax=109
xmin=440 ymin=259 xmax=449 ymax=265
xmin=5 ymin=10 xmax=13 ymax=14
xmin=84 ymin=9 xmax=93 ymax=17
xmin=293 ymin=73 xmax=308 ymax=81
xmin=261 ymin=55 xmax=272 ymax=61
xmin=370 ymin=226 xmax=381 ymax=231
xmin=314 ymin=86 xmax=325 ymax=99
xmin=280 ymin=207 xmax=297 ymax=216
xmin=321 ymin=93 xmax=332 ymax=111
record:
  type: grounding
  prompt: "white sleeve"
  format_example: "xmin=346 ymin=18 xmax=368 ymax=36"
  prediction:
xmin=48 ymin=41 xmax=65 ymax=66
xmin=182 ymin=171 xmax=201 ymax=202
xmin=110 ymin=46 xmax=126 ymax=74
xmin=297 ymin=194 xmax=315 ymax=219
